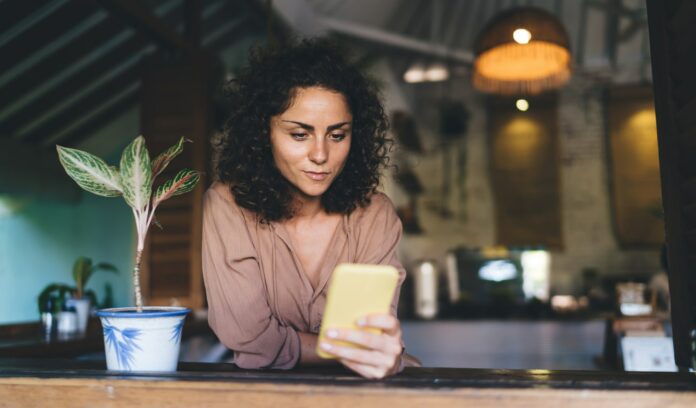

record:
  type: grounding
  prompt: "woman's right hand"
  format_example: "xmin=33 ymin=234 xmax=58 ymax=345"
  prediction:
xmin=319 ymin=313 xmax=403 ymax=379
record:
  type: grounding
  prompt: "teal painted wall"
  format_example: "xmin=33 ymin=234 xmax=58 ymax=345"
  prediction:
xmin=0 ymin=34 xmax=266 ymax=324
xmin=0 ymin=193 xmax=134 ymax=323
xmin=0 ymin=106 xmax=140 ymax=324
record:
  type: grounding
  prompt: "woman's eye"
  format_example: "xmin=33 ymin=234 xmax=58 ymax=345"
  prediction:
xmin=290 ymin=133 xmax=308 ymax=140
xmin=329 ymin=133 xmax=346 ymax=141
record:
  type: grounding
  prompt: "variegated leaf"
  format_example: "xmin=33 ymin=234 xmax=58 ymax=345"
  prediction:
xmin=56 ymin=145 xmax=122 ymax=197
xmin=152 ymin=137 xmax=186 ymax=179
xmin=153 ymin=169 xmax=200 ymax=206
xmin=119 ymin=136 xmax=152 ymax=211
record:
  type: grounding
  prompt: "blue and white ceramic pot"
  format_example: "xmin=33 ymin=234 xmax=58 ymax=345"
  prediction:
xmin=95 ymin=306 xmax=190 ymax=372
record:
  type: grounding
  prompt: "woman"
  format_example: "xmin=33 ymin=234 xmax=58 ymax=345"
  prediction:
xmin=202 ymin=39 xmax=408 ymax=379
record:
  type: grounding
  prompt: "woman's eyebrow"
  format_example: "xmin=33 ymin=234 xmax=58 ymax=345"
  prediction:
xmin=282 ymin=120 xmax=313 ymax=131
xmin=281 ymin=120 xmax=351 ymax=132
xmin=327 ymin=121 xmax=351 ymax=132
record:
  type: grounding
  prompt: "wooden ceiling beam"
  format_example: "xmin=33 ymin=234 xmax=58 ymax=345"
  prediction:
xmin=443 ymin=0 xmax=469 ymax=47
xmin=195 ymin=0 xmax=248 ymax=47
xmin=56 ymin=90 xmax=140 ymax=147
xmin=0 ymin=1 xmax=48 ymax=37
xmin=1 ymin=33 xmax=147 ymax=136
xmin=411 ymin=2 xmax=433 ymax=41
xmin=94 ymin=0 xmax=196 ymax=52
xmin=386 ymin=0 xmax=421 ymax=34
xmin=21 ymin=67 xmax=141 ymax=143
xmin=321 ymin=17 xmax=474 ymax=64
xmin=205 ymin=18 xmax=258 ymax=52
xmin=3 ymin=0 xmax=239 ymax=145
xmin=461 ymin=0 xmax=487 ymax=51
xmin=50 ymin=0 xmax=242 ymax=148
xmin=0 ymin=15 xmax=127 ymax=111
xmin=0 ymin=2 xmax=97 ymax=75
xmin=0 ymin=0 xmax=189 ymax=135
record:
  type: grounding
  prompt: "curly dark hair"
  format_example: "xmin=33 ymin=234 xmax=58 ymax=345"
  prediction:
xmin=217 ymin=39 xmax=391 ymax=222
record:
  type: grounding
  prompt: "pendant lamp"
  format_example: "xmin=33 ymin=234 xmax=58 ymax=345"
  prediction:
xmin=472 ymin=7 xmax=571 ymax=95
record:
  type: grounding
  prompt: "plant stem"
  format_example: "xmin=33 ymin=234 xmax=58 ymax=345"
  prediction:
xmin=130 ymin=196 xmax=157 ymax=313
xmin=131 ymin=206 xmax=147 ymax=312
xmin=134 ymin=249 xmax=143 ymax=312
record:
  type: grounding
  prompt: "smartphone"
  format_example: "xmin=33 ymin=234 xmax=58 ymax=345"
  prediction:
xmin=316 ymin=263 xmax=399 ymax=359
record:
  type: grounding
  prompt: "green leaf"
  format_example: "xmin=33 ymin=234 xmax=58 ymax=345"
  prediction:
xmin=72 ymin=257 xmax=92 ymax=290
xmin=152 ymin=137 xmax=186 ymax=179
xmin=95 ymin=263 xmax=118 ymax=273
xmin=70 ymin=258 xmax=118 ymax=299
xmin=120 ymin=136 xmax=152 ymax=211
xmin=56 ymin=146 xmax=122 ymax=197
xmin=153 ymin=169 xmax=200 ymax=206
xmin=37 ymin=283 xmax=74 ymax=313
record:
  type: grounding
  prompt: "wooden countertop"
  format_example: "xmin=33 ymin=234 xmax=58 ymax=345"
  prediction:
xmin=1 ymin=358 xmax=695 ymax=407
xmin=1 ymin=318 xmax=694 ymax=406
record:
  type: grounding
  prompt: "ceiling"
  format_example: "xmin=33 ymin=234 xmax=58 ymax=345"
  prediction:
xmin=285 ymin=0 xmax=650 ymax=84
xmin=0 ymin=0 xmax=264 ymax=149
xmin=0 ymin=0 xmax=650 ymax=150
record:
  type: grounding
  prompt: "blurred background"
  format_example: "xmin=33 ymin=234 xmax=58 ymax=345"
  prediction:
xmin=0 ymin=0 xmax=671 ymax=371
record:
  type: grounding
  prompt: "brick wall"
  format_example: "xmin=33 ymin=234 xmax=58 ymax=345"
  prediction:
xmin=379 ymin=70 xmax=661 ymax=296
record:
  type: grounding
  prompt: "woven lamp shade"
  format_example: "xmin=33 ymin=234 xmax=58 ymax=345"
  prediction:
xmin=473 ymin=7 xmax=571 ymax=95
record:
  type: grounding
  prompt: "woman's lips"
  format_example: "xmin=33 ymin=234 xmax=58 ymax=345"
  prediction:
xmin=304 ymin=171 xmax=329 ymax=181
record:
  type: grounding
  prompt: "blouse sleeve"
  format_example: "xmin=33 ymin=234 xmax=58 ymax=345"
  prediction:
xmin=201 ymin=186 xmax=300 ymax=369
xmin=353 ymin=193 xmax=407 ymax=317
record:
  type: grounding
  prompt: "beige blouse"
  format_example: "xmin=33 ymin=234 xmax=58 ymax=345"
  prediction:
xmin=201 ymin=182 xmax=406 ymax=369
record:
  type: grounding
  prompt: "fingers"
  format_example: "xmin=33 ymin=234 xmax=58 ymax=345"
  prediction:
xmin=321 ymin=342 xmax=394 ymax=379
xmin=356 ymin=314 xmax=400 ymax=335
xmin=340 ymin=359 xmax=389 ymax=380
xmin=323 ymin=328 xmax=402 ymax=356
xmin=319 ymin=340 xmax=395 ymax=369
xmin=319 ymin=314 xmax=404 ymax=379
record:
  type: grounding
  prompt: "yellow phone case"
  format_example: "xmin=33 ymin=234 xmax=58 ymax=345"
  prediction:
xmin=316 ymin=263 xmax=399 ymax=359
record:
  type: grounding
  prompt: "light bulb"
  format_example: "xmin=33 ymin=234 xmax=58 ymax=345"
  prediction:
xmin=424 ymin=64 xmax=449 ymax=82
xmin=404 ymin=64 xmax=426 ymax=83
xmin=513 ymin=28 xmax=532 ymax=44
xmin=516 ymin=98 xmax=529 ymax=111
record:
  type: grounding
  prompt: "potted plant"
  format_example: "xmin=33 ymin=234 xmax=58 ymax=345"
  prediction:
xmin=38 ymin=256 xmax=118 ymax=334
xmin=56 ymin=135 xmax=200 ymax=372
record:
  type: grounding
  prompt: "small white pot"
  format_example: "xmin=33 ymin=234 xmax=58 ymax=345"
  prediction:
xmin=96 ymin=306 xmax=190 ymax=372
xmin=65 ymin=298 xmax=91 ymax=333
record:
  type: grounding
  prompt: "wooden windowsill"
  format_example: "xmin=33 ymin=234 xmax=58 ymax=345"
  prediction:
xmin=0 ymin=358 xmax=695 ymax=407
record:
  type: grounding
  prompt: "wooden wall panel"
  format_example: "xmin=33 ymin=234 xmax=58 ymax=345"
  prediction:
xmin=140 ymin=55 xmax=215 ymax=309
xmin=606 ymin=86 xmax=663 ymax=247
xmin=488 ymin=95 xmax=563 ymax=249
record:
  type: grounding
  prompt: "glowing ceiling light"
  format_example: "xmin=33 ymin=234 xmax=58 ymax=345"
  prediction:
xmin=513 ymin=28 xmax=532 ymax=44
xmin=516 ymin=98 xmax=529 ymax=111
xmin=404 ymin=63 xmax=450 ymax=83
xmin=424 ymin=63 xmax=449 ymax=82
xmin=404 ymin=64 xmax=426 ymax=83
xmin=473 ymin=7 xmax=572 ymax=95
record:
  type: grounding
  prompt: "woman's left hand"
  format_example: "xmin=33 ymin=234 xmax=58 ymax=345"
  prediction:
xmin=319 ymin=314 xmax=403 ymax=379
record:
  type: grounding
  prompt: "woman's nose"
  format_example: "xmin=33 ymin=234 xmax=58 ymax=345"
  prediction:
xmin=309 ymin=139 xmax=328 ymax=164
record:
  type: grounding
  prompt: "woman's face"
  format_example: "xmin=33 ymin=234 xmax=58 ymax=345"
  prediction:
xmin=270 ymin=86 xmax=352 ymax=202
